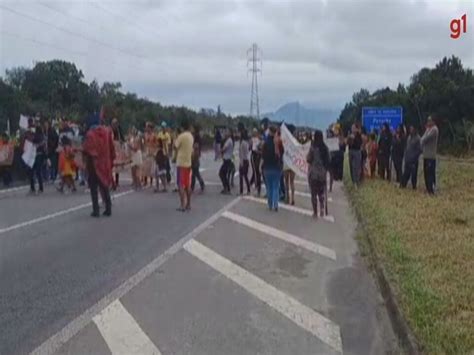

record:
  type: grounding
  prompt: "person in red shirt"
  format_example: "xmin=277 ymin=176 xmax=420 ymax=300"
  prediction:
xmin=83 ymin=112 xmax=115 ymax=217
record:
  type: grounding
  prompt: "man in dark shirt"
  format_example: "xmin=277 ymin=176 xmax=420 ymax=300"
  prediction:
xmin=378 ymin=123 xmax=393 ymax=180
xmin=391 ymin=125 xmax=406 ymax=183
xmin=348 ymin=123 xmax=362 ymax=185
xmin=401 ymin=125 xmax=422 ymax=189
xmin=44 ymin=120 xmax=59 ymax=182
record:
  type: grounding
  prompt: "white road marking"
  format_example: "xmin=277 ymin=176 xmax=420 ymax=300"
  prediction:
xmin=184 ymin=239 xmax=342 ymax=353
xmin=243 ymin=195 xmax=335 ymax=223
xmin=30 ymin=197 xmax=241 ymax=355
xmin=93 ymin=300 xmax=162 ymax=355
xmin=222 ymin=211 xmax=336 ymax=260
xmin=0 ymin=185 xmax=29 ymax=194
xmin=0 ymin=190 xmax=134 ymax=236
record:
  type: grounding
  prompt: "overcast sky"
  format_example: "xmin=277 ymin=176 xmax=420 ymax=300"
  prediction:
xmin=0 ymin=0 xmax=473 ymax=116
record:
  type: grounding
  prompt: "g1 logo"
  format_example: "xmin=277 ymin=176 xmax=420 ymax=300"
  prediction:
xmin=450 ymin=14 xmax=467 ymax=39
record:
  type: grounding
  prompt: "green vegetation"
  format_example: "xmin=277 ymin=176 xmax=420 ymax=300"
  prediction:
xmin=345 ymin=160 xmax=474 ymax=354
xmin=339 ymin=56 xmax=474 ymax=155
xmin=0 ymin=60 xmax=257 ymax=134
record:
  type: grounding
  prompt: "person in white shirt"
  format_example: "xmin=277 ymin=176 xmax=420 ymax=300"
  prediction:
xmin=239 ymin=130 xmax=251 ymax=195
xmin=249 ymin=128 xmax=262 ymax=196
xmin=219 ymin=130 xmax=234 ymax=194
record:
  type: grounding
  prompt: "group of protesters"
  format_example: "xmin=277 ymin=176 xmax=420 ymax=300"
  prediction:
xmin=214 ymin=118 xmax=334 ymax=219
xmin=6 ymin=112 xmax=375 ymax=219
xmin=346 ymin=116 xmax=439 ymax=194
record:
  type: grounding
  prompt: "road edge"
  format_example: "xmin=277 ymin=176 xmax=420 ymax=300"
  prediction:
xmin=343 ymin=183 xmax=422 ymax=355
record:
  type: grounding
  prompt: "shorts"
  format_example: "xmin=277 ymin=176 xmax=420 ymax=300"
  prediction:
xmin=177 ymin=167 xmax=191 ymax=189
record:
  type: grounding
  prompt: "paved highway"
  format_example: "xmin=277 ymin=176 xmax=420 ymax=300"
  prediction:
xmin=0 ymin=153 xmax=398 ymax=354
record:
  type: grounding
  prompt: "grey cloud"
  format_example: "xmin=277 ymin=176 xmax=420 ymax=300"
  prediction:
xmin=0 ymin=0 xmax=472 ymax=116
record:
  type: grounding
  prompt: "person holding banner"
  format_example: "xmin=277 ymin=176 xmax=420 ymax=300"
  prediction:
xmin=307 ymin=130 xmax=330 ymax=218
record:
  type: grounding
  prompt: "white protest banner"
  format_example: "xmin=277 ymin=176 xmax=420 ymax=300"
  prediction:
xmin=325 ymin=137 xmax=340 ymax=152
xmin=280 ymin=123 xmax=310 ymax=178
xmin=19 ymin=115 xmax=29 ymax=130
xmin=22 ymin=140 xmax=36 ymax=168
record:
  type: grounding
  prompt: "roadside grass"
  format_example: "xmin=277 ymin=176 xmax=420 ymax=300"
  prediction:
xmin=344 ymin=159 xmax=474 ymax=354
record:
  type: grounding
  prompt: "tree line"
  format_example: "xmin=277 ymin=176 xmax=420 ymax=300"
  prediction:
xmin=338 ymin=56 xmax=474 ymax=155
xmin=0 ymin=59 xmax=257 ymax=138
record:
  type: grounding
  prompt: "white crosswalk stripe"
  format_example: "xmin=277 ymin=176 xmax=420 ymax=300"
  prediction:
xmin=93 ymin=300 xmax=162 ymax=355
xmin=222 ymin=211 xmax=336 ymax=260
xmin=244 ymin=195 xmax=335 ymax=222
xmin=183 ymin=239 xmax=343 ymax=353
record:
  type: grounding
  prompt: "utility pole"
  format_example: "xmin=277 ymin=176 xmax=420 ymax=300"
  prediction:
xmin=247 ymin=43 xmax=262 ymax=119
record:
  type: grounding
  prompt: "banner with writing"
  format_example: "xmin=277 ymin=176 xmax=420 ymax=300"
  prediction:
xmin=280 ymin=124 xmax=310 ymax=178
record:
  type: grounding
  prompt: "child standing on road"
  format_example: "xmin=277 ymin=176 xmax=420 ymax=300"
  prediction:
xmin=58 ymin=137 xmax=77 ymax=193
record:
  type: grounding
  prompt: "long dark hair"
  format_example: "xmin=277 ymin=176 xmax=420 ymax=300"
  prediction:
xmin=313 ymin=130 xmax=330 ymax=168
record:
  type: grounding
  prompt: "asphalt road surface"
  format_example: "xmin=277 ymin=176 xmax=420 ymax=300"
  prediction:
xmin=0 ymin=152 xmax=398 ymax=355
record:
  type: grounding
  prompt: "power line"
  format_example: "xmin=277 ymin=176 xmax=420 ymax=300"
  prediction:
xmin=0 ymin=30 xmax=146 ymax=74
xmin=37 ymin=2 xmax=149 ymax=60
xmin=0 ymin=3 xmax=147 ymax=61
xmin=89 ymin=2 xmax=158 ymax=38
xmin=0 ymin=31 xmax=88 ymax=57
xmin=38 ymin=2 xmax=106 ymax=31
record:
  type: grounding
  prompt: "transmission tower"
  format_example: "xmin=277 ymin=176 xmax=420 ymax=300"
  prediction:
xmin=247 ymin=43 xmax=262 ymax=119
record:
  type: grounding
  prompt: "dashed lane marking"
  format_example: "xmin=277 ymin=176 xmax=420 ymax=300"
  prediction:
xmin=222 ymin=211 xmax=336 ymax=260
xmin=0 ymin=190 xmax=134 ymax=236
xmin=30 ymin=197 xmax=241 ymax=355
xmin=183 ymin=239 xmax=343 ymax=353
xmin=243 ymin=195 xmax=335 ymax=223
xmin=93 ymin=300 xmax=162 ymax=355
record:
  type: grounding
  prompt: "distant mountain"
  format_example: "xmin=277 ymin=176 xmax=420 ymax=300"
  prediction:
xmin=263 ymin=102 xmax=337 ymax=129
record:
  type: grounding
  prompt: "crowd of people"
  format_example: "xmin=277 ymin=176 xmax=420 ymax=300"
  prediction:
xmin=2 ymin=111 xmax=440 ymax=221
xmin=345 ymin=116 xmax=439 ymax=194
xmin=213 ymin=119 xmax=334 ymax=219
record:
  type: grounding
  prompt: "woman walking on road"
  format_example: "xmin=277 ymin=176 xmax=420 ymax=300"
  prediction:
xmin=249 ymin=128 xmax=262 ymax=196
xmin=239 ymin=129 xmax=251 ymax=195
xmin=28 ymin=120 xmax=46 ymax=194
xmin=307 ymin=130 xmax=330 ymax=219
xmin=219 ymin=130 xmax=234 ymax=195
xmin=262 ymin=126 xmax=284 ymax=211
xmin=283 ymin=124 xmax=296 ymax=205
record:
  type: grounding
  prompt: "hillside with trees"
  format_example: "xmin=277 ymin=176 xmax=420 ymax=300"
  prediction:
xmin=338 ymin=56 xmax=474 ymax=155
